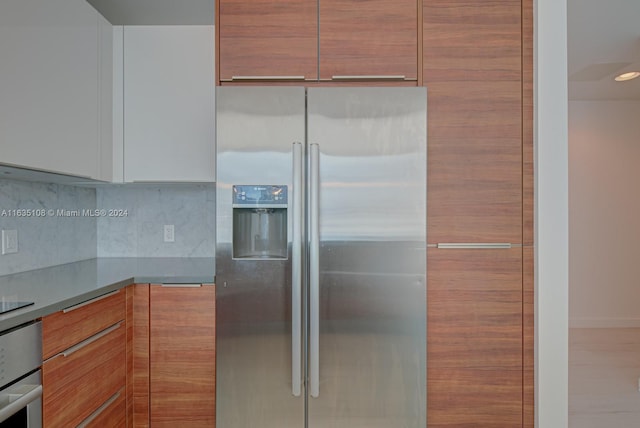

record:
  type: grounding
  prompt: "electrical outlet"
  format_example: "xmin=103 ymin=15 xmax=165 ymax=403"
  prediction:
xmin=164 ymin=225 xmax=175 ymax=243
xmin=2 ymin=230 xmax=18 ymax=255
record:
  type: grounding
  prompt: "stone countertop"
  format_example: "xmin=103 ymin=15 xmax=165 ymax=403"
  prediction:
xmin=0 ymin=257 xmax=215 ymax=332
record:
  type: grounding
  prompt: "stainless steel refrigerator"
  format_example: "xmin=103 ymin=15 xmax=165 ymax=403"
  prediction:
xmin=215 ymin=86 xmax=426 ymax=428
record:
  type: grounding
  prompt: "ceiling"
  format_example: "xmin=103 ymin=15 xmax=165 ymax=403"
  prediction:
xmin=568 ymin=0 xmax=640 ymax=100
xmin=85 ymin=0 xmax=214 ymax=25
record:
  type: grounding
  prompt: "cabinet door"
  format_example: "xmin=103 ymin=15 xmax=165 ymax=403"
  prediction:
xmin=218 ymin=0 xmax=317 ymax=82
xmin=424 ymin=0 xmax=522 ymax=243
xmin=0 ymin=0 xmax=104 ymax=179
xmin=427 ymin=248 xmax=523 ymax=426
xmin=150 ymin=285 xmax=216 ymax=427
xmin=319 ymin=0 xmax=418 ymax=81
xmin=124 ymin=26 xmax=215 ymax=182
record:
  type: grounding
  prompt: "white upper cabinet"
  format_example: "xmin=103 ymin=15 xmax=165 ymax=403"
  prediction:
xmin=0 ymin=0 xmax=112 ymax=180
xmin=122 ymin=26 xmax=215 ymax=182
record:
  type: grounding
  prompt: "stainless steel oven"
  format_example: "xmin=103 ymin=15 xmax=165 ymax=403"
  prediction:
xmin=0 ymin=321 xmax=42 ymax=428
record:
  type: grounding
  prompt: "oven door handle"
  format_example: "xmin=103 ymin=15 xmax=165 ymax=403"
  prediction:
xmin=0 ymin=384 xmax=42 ymax=423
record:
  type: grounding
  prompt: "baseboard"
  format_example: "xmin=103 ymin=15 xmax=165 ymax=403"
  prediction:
xmin=569 ymin=317 xmax=640 ymax=328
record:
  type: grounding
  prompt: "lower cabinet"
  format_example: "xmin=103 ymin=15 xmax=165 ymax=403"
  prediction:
xmin=131 ymin=284 xmax=216 ymax=427
xmin=42 ymin=291 xmax=126 ymax=427
xmin=41 ymin=284 xmax=216 ymax=427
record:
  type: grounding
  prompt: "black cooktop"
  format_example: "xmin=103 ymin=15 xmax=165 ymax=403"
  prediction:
xmin=0 ymin=301 xmax=34 ymax=315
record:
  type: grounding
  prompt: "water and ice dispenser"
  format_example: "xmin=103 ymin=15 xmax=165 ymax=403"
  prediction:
xmin=232 ymin=185 xmax=288 ymax=259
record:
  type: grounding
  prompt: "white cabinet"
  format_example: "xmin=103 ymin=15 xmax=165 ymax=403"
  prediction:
xmin=122 ymin=26 xmax=215 ymax=182
xmin=0 ymin=0 xmax=112 ymax=181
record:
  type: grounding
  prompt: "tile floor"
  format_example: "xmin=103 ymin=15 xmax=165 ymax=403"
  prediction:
xmin=570 ymin=328 xmax=640 ymax=427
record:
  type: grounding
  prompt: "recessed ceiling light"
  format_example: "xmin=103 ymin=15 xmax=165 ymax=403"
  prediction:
xmin=614 ymin=71 xmax=640 ymax=82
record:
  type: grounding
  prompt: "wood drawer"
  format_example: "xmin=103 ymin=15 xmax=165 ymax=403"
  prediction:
xmin=42 ymin=289 xmax=125 ymax=360
xmin=80 ymin=388 xmax=126 ymax=428
xmin=43 ymin=322 xmax=126 ymax=427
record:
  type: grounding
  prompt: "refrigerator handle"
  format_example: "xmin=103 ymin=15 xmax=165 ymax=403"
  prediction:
xmin=309 ymin=143 xmax=320 ymax=398
xmin=291 ymin=142 xmax=303 ymax=397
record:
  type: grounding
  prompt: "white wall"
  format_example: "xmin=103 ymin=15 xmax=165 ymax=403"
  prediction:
xmin=569 ymin=100 xmax=640 ymax=327
xmin=536 ymin=0 xmax=569 ymax=426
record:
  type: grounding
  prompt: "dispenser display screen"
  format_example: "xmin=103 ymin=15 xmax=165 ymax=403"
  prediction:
xmin=232 ymin=185 xmax=288 ymax=206
xmin=232 ymin=185 xmax=288 ymax=259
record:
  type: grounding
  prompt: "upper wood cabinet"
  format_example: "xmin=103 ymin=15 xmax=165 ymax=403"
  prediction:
xmin=217 ymin=0 xmax=419 ymax=84
xmin=423 ymin=0 xmax=523 ymax=244
xmin=218 ymin=0 xmax=318 ymax=82
xmin=318 ymin=0 xmax=418 ymax=81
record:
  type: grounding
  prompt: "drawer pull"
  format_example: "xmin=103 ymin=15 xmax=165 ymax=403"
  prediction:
xmin=48 ymin=322 xmax=121 ymax=360
xmin=436 ymin=243 xmax=513 ymax=249
xmin=331 ymin=75 xmax=407 ymax=80
xmin=77 ymin=390 xmax=121 ymax=428
xmin=62 ymin=290 xmax=120 ymax=313
xmin=161 ymin=283 xmax=202 ymax=288
xmin=229 ymin=75 xmax=306 ymax=81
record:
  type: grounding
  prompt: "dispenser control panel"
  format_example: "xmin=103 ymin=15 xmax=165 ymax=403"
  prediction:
xmin=232 ymin=185 xmax=288 ymax=207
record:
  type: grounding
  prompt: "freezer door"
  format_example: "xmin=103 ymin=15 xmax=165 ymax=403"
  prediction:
xmin=216 ymin=86 xmax=306 ymax=428
xmin=307 ymin=87 xmax=427 ymax=428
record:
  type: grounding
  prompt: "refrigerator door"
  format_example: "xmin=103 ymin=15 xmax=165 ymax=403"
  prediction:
xmin=216 ymin=86 xmax=306 ymax=428
xmin=307 ymin=87 xmax=427 ymax=428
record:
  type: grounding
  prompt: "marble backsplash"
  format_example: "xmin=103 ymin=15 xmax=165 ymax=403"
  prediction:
xmin=0 ymin=179 xmax=215 ymax=276
xmin=0 ymin=179 xmax=97 ymax=276
xmin=96 ymin=184 xmax=215 ymax=257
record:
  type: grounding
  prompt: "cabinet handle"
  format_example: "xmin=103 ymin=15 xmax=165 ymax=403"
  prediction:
xmin=47 ymin=322 xmax=121 ymax=361
xmin=77 ymin=390 xmax=121 ymax=428
xmin=62 ymin=290 xmax=119 ymax=313
xmin=331 ymin=75 xmax=407 ymax=81
xmin=160 ymin=283 xmax=202 ymax=288
xmin=436 ymin=243 xmax=513 ymax=249
xmin=228 ymin=75 xmax=306 ymax=81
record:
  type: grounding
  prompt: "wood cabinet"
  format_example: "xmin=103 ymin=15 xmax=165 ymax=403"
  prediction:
xmin=217 ymin=0 xmax=419 ymax=84
xmin=424 ymin=0 xmax=523 ymax=244
xmin=423 ymin=0 xmax=533 ymax=425
xmin=42 ymin=290 xmax=127 ymax=427
xmin=121 ymin=26 xmax=216 ymax=182
xmin=218 ymin=0 xmax=318 ymax=82
xmin=318 ymin=0 xmax=418 ymax=81
xmin=130 ymin=284 xmax=216 ymax=427
xmin=0 ymin=0 xmax=113 ymax=180
xmin=427 ymin=247 xmax=523 ymax=426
